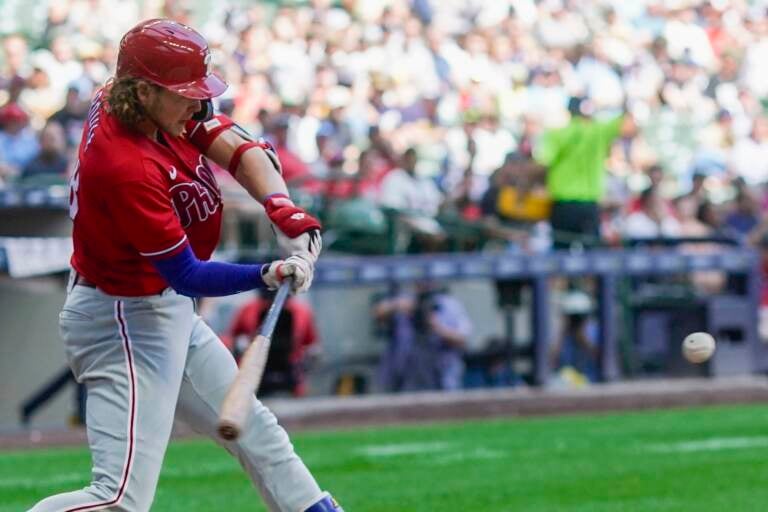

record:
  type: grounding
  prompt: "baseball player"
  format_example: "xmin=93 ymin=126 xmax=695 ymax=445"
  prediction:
xmin=28 ymin=19 xmax=342 ymax=512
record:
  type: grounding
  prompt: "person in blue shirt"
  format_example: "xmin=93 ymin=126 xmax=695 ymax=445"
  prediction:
xmin=0 ymin=102 xmax=39 ymax=182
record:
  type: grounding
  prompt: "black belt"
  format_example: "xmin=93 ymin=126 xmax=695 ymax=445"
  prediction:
xmin=73 ymin=272 xmax=97 ymax=288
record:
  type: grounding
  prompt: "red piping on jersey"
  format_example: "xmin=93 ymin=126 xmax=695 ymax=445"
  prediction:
xmin=63 ymin=301 xmax=137 ymax=511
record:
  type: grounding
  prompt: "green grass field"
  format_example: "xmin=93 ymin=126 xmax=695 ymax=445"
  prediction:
xmin=3 ymin=403 xmax=768 ymax=511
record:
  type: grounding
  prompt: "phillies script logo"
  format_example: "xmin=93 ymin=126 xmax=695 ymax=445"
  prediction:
xmin=169 ymin=156 xmax=222 ymax=228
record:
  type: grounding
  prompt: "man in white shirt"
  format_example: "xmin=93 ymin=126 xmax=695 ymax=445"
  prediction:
xmin=730 ymin=116 xmax=768 ymax=186
xmin=623 ymin=187 xmax=681 ymax=240
xmin=378 ymin=147 xmax=445 ymax=247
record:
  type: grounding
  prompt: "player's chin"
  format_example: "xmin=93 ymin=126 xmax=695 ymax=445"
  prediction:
xmin=164 ymin=122 xmax=186 ymax=137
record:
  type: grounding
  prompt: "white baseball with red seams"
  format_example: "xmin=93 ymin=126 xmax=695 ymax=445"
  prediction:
xmin=682 ymin=332 xmax=716 ymax=364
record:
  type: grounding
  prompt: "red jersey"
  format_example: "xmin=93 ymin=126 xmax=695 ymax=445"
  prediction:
xmin=69 ymin=91 xmax=227 ymax=296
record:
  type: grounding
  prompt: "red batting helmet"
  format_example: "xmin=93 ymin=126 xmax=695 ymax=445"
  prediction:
xmin=116 ymin=19 xmax=227 ymax=100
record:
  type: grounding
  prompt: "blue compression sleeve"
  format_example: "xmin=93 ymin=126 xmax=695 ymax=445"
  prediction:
xmin=151 ymin=245 xmax=266 ymax=297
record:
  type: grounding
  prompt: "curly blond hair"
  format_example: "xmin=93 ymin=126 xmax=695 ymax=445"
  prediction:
xmin=104 ymin=77 xmax=160 ymax=127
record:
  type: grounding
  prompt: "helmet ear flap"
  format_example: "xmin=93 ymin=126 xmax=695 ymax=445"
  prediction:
xmin=192 ymin=99 xmax=213 ymax=121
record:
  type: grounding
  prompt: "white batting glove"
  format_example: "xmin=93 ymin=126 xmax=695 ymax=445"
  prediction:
xmin=261 ymin=255 xmax=314 ymax=294
xmin=276 ymin=230 xmax=322 ymax=264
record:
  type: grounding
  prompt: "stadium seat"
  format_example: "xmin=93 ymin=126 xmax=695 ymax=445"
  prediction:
xmin=323 ymin=198 xmax=396 ymax=254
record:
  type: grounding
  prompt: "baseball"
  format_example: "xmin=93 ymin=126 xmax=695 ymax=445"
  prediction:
xmin=682 ymin=332 xmax=716 ymax=363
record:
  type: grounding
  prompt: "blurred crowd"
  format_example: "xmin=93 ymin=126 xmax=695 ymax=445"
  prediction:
xmin=2 ymin=0 xmax=768 ymax=254
xmin=10 ymin=0 xmax=768 ymax=402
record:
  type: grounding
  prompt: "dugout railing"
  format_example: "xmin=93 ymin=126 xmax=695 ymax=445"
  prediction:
xmin=1 ymin=237 xmax=760 ymax=388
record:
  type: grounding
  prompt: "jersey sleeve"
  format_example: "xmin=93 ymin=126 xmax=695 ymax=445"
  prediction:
xmin=184 ymin=114 xmax=235 ymax=152
xmin=105 ymin=162 xmax=189 ymax=259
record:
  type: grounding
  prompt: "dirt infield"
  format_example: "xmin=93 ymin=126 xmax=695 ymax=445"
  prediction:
xmin=3 ymin=376 xmax=768 ymax=450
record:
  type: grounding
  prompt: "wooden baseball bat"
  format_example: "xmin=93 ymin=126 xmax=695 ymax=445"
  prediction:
xmin=217 ymin=281 xmax=291 ymax=441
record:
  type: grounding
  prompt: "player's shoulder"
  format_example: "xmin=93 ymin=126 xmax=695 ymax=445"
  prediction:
xmin=80 ymin=139 xmax=165 ymax=187
xmin=184 ymin=114 xmax=236 ymax=151
xmin=81 ymin=125 xmax=168 ymax=185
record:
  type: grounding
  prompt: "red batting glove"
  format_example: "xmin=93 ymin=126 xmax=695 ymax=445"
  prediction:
xmin=264 ymin=194 xmax=322 ymax=262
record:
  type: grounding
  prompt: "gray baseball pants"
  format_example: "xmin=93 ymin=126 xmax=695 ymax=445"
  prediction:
xmin=28 ymin=279 xmax=323 ymax=512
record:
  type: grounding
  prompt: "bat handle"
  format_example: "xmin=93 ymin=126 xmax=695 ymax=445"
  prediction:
xmin=259 ymin=281 xmax=291 ymax=337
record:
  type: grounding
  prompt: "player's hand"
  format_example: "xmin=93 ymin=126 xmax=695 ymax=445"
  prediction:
xmin=264 ymin=194 xmax=322 ymax=263
xmin=261 ymin=254 xmax=314 ymax=294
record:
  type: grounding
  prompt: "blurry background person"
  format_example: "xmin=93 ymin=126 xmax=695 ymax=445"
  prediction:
xmin=724 ymin=180 xmax=760 ymax=239
xmin=623 ymin=187 xmax=682 ymax=240
xmin=480 ymin=150 xmax=550 ymax=250
xmin=20 ymin=122 xmax=69 ymax=184
xmin=729 ymin=116 xmax=768 ymax=187
xmin=535 ymin=96 xmax=637 ymax=249
xmin=373 ymin=282 xmax=472 ymax=392
xmin=549 ymin=289 xmax=599 ymax=384
xmin=378 ymin=146 xmax=445 ymax=252
xmin=47 ymin=84 xmax=88 ymax=149
xmin=0 ymin=102 xmax=39 ymax=185
xmin=675 ymin=194 xmax=727 ymax=296
xmin=225 ymin=289 xmax=320 ymax=398
xmin=265 ymin=113 xmax=317 ymax=192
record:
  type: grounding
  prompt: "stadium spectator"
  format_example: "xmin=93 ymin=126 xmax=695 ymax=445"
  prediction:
xmin=48 ymin=84 xmax=88 ymax=148
xmin=623 ymin=187 xmax=682 ymax=240
xmin=20 ymin=56 xmax=62 ymax=123
xmin=265 ymin=113 xmax=318 ymax=192
xmin=627 ymin=164 xmax=675 ymax=215
xmin=697 ymin=199 xmax=724 ymax=234
xmin=20 ymin=122 xmax=69 ymax=183
xmin=480 ymin=151 xmax=550 ymax=249
xmin=729 ymin=116 xmax=768 ymax=186
xmin=724 ymin=187 xmax=760 ymax=238
xmin=378 ymin=146 xmax=445 ymax=251
xmin=373 ymin=282 xmax=472 ymax=392
xmin=323 ymin=146 xmax=392 ymax=201
xmin=676 ymin=195 xmax=712 ymax=240
xmin=0 ymin=33 xmax=29 ymax=87
xmin=535 ymin=96 xmax=637 ymax=249
xmin=0 ymin=102 xmax=39 ymax=184
xmin=225 ymin=289 xmax=320 ymax=398
xmin=441 ymin=132 xmax=483 ymax=222
xmin=678 ymin=170 xmax=709 ymax=207
xmin=550 ymin=289 xmax=599 ymax=383
xmin=676 ymin=194 xmax=727 ymax=295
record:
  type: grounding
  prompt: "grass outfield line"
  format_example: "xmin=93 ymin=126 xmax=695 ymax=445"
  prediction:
xmin=2 ymin=404 xmax=768 ymax=511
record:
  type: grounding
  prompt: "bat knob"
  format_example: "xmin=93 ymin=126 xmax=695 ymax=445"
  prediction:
xmin=218 ymin=423 xmax=240 ymax=441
